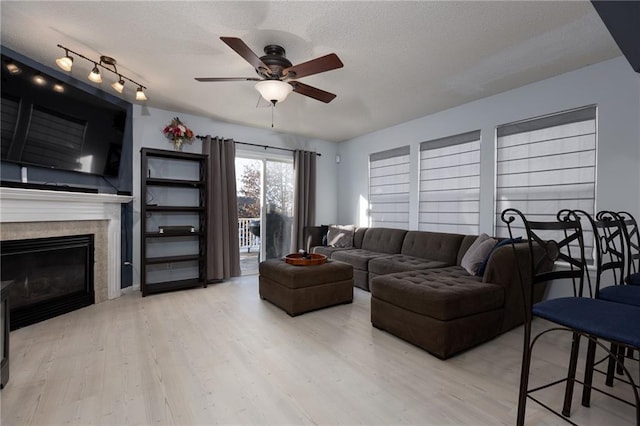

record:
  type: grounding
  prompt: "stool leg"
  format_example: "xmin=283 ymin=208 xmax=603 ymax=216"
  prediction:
xmin=517 ymin=325 xmax=533 ymax=426
xmin=582 ymin=338 xmax=597 ymax=407
xmin=606 ymin=343 xmax=621 ymax=387
xmin=562 ymin=332 xmax=581 ymax=417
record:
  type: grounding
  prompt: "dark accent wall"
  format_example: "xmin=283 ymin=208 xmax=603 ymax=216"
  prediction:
xmin=592 ymin=1 xmax=640 ymax=73
xmin=0 ymin=46 xmax=134 ymax=288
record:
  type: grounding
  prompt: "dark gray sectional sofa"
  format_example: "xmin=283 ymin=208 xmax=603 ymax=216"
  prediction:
xmin=304 ymin=226 xmax=543 ymax=359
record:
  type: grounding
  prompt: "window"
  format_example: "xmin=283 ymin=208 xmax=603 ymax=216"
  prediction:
xmin=418 ymin=130 xmax=481 ymax=234
xmin=495 ymin=105 xmax=597 ymax=254
xmin=369 ymin=146 xmax=410 ymax=229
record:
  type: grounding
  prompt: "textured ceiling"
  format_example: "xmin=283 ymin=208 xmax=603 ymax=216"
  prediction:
xmin=0 ymin=1 xmax=621 ymax=142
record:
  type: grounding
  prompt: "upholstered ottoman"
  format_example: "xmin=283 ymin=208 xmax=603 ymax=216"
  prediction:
xmin=259 ymin=259 xmax=353 ymax=316
xmin=370 ymin=267 xmax=505 ymax=359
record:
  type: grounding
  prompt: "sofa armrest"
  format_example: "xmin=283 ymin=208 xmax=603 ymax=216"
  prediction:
xmin=482 ymin=243 xmax=548 ymax=331
xmin=482 ymin=244 xmax=528 ymax=287
xmin=303 ymin=226 xmax=327 ymax=252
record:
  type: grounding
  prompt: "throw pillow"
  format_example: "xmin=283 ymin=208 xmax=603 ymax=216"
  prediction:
xmin=327 ymin=224 xmax=355 ymax=248
xmin=461 ymin=233 xmax=498 ymax=275
xmin=476 ymin=237 xmax=522 ymax=277
xmin=626 ymin=272 xmax=640 ymax=286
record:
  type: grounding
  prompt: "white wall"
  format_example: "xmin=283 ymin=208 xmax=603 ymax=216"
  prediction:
xmin=337 ymin=57 xmax=640 ymax=232
xmin=130 ymin=106 xmax=339 ymax=287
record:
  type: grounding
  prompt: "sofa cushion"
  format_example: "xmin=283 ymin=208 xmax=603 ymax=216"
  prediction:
xmin=400 ymin=231 xmax=465 ymax=265
xmin=353 ymin=227 xmax=367 ymax=249
xmin=368 ymin=254 xmax=449 ymax=276
xmin=370 ymin=267 xmax=504 ymax=321
xmin=461 ymin=234 xmax=497 ymax=275
xmin=327 ymin=224 xmax=354 ymax=248
xmin=331 ymin=249 xmax=389 ymax=271
xmin=361 ymin=227 xmax=408 ymax=254
xmin=312 ymin=245 xmax=353 ymax=257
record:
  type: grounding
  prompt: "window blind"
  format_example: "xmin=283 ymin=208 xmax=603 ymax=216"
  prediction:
xmin=418 ymin=130 xmax=481 ymax=234
xmin=495 ymin=105 xmax=597 ymax=257
xmin=369 ymin=146 xmax=410 ymax=229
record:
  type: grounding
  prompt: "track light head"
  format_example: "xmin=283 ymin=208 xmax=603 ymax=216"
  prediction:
xmin=56 ymin=51 xmax=73 ymax=72
xmin=88 ymin=64 xmax=102 ymax=83
xmin=136 ymin=86 xmax=147 ymax=101
xmin=111 ymin=77 xmax=125 ymax=93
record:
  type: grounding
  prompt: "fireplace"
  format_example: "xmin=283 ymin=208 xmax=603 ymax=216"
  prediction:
xmin=1 ymin=234 xmax=95 ymax=330
xmin=0 ymin=187 xmax=133 ymax=302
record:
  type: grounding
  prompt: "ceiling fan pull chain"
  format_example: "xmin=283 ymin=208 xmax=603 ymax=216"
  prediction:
xmin=271 ymin=103 xmax=274 ymax=128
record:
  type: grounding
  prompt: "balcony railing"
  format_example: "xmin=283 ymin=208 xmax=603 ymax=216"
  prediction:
xmin=238 ymin=217 xmax=260 ymax=252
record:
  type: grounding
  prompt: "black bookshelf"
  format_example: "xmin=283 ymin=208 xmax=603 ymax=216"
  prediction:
xmin=140 ymin=148 xmax=208 ymax=296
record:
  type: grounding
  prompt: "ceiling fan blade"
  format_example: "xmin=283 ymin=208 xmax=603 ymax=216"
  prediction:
xmin=289 ymin=81 xmax=337 ymax=103
xmin=220 ymin=36 xmax=271 ymax=75
xmin=195 ymin=77 xmax=262 ymax=82
xmin=284 ymin=53 xmax=343 ymax=79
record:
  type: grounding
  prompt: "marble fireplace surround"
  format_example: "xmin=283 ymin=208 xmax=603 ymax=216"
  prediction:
xmin=1 ymin=187 xmax=133 ymax=302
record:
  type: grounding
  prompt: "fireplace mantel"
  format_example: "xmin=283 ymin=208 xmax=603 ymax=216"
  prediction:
xmin=0 ymin=187 xmax=133 ymax=300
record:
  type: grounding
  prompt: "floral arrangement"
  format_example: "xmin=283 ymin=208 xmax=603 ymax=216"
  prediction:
xmin=163 ymin=117 xmax=194 ymax=150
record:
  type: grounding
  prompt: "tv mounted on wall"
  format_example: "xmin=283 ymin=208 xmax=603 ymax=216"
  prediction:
xmin=1 ymin=54 xmax=127 ymax=177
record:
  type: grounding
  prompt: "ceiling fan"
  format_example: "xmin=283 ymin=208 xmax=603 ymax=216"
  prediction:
xmin=195 ymin=37 xmax=344 ymax=105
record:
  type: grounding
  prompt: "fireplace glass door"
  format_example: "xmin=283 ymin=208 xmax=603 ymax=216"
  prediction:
xmin=1 ymin=234 xmax=94 ymax=330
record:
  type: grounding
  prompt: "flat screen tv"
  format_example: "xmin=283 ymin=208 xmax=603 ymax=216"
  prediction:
xmin=1 ymin=54 xmax=127 ymax=177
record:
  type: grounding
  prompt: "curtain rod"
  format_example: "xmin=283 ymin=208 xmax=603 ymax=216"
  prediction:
xmin=196 ymin=135 xmax=321 ymax=156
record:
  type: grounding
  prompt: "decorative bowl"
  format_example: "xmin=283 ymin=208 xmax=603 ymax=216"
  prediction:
xmin=284 ymin=253 xmax=328 ymax=266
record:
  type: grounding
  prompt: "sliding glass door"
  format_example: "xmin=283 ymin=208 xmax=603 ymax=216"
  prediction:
xmin=236 ymin=154 xmax=293 ymax=275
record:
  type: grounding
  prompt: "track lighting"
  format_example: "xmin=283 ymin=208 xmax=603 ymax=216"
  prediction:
xmin=88 ymin=64 xmax=102 ymax=83
xmin=55 ymin=44 xmax=148 ymax=101
xmin=136 ymin=86 xmax=147 ymax=101
xmin=111 ymin=77 xmax=125 ymax=93
xmin=55 ymin=49 xmax=73 ymax=72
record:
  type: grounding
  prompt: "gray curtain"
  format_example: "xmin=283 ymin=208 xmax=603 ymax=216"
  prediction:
xmin=203 ymin=136 xmax=241 ymax=281
xmin=291 ymin=150 xmax=317 ymax=251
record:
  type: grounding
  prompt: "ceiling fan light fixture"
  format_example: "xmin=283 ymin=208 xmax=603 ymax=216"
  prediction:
xmin=255 ymin=80 xmax=292 ymax=104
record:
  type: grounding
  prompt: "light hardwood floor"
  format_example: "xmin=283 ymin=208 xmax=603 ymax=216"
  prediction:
xmin=1 ymin=275 xmax=636 ymax=425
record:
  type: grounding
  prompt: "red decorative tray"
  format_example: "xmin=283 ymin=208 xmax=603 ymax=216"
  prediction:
xmin=284 ymin=253 xmax=327 ymax=266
